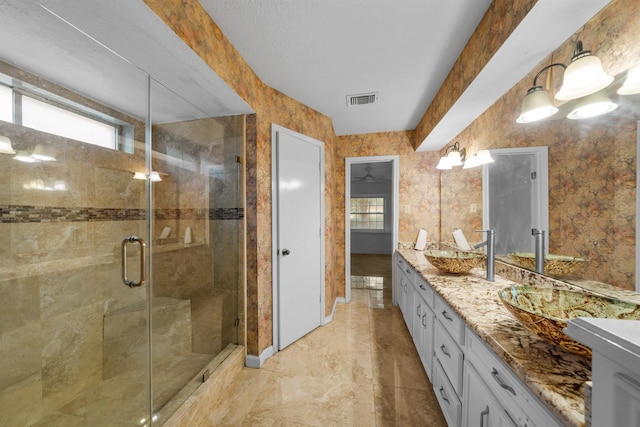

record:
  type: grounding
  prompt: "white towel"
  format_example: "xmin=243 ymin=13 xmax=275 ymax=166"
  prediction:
xmin=414 ymin=229 xmax=427 ymax=250
xmin=452 ymin=229 xmax=471 ymax=250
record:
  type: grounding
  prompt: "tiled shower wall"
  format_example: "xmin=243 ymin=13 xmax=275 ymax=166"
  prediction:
xmin=0 ymin=62 xmax=245 ymax=425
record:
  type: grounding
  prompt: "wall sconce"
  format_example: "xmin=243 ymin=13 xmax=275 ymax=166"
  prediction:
xmin=463 ymin=149 xmax=494 ymax=169
xmin=516 ymin=63 xmax=565 ymax=123
xmin=0 ymin=135 xmax=16 ymax=154
xmin=133 ymin=171 xmax=163 ymax=182
xmin=31 ymin=144 xmax=56 ymax=161
xmin=436 ymin=141 xmax=465 ymax=170
xmin=567 ymin=88 xmax=617 ymax=120
xmin=617 ymin=62 xmax=640 ymax=95
xmin=518 ymin=41 xmax=615 ymax=123
xmin=555 ymin=41 xmax=614 ymax=100
xmin=437 ymin=143 xmax=494 ymax=170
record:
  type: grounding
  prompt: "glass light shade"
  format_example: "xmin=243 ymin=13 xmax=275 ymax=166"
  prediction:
xmin=447 ymin=150 xmax=462 ymax=166
xmin=463 ymin=155 xmax=480 ymax=169
xmin=617 ymin=62 xmax=640 ymax=95
xmin=150 ymin=171 xmax=162 ymax=182
xmin=477 ymin=150 xmax=494 ymax=164
xmin=133 ymin=172 xmax=147 ymax=180
xmin=31 ymin=144 xmax=56 ymax=161
xmin=567 ymin=89 xmax=617 ymax=120
xmin=436 ymin=156 xmax=452 ymax=170
xmin=556 ymin=54 xmax=614 ymax=100
xmin=14 ymin=152 xmax=38 ymax=163
xmin=0 ymin=135 xmax=15 ymax=154
xmin=516 ymin=87 xmax=558 ymax=123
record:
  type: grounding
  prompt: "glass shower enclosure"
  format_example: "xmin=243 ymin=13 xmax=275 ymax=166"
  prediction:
xmin=0 ymin=8 xmax=244 ymax=426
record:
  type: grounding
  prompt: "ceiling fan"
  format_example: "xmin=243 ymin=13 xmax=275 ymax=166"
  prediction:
xmin=351 ymin=164 xmax=390 ymax=183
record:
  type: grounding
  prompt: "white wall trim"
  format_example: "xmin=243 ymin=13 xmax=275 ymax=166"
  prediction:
xmin=245 ymin=346 xmax=275 ymax=369
xmin=271 ymin=124 xmax=326 ymax=352
xmin=345 ymin=156 xmax=400 ymax=304
xmin=324 ymin=297 xmax=346 ymax=324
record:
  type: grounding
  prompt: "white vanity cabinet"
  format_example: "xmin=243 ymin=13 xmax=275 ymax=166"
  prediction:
xmin=393 ymin=251 xmax=563 ymax=427
xmin=565 ymin=318 xmax=640 ymax=427
xmin=394 ymin=254 xmax=415 ymax=328
xmin=433 ymin=294 xmax=466 ymax=427
xmin=464 ymin=361 xmax=518 ymax=427
xmin=465 ymin=327 xmax=561 ymax=427
xmin=412 ymin=276 xmax=435 ymax=381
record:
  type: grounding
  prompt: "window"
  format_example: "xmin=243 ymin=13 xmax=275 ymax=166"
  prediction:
xmin=350 ymin=197 xmax=385 ymax=230
xmin=0 ymin=84 xmax=12 ymax=122
xmin=22 ymin=96 xmax=117 ymax=149
xmin=1 ymin=73 xmax=133 ymax=152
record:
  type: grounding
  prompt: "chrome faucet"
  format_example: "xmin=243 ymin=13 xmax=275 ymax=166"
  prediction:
xmin=474 ymin=229 xmax=495 ymax=282
xmin=532 ymin=228 xmax=546 ymax=274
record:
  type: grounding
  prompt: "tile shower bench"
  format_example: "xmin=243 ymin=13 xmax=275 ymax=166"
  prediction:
xmin=394 ymin=248 xmax=592 ymax=427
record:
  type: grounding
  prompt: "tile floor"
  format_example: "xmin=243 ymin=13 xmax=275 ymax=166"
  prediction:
xmin=206 ymin=254 xmax=447 ymax=426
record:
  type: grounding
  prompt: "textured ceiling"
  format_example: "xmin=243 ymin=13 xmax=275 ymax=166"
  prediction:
xmin=0 ymin=0 xmax=611 ymax=148
xmin=200 ymin=0 xmax=493 ymax=136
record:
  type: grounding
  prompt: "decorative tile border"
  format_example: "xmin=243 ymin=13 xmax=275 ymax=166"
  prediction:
xmin=0 ymin=205 xmax=243 ymax=223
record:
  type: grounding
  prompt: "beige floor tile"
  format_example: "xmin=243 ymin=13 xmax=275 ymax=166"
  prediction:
xmin=372 ymin=352 xmax=431 ymax=391
xmin=374 ymin=384 xmax=448 ymax=427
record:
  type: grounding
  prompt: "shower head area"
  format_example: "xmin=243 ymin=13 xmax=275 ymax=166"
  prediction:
xmin=0 ymin=3 xmax=249 ymax=425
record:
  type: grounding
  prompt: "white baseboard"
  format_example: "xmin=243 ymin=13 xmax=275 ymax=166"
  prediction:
xmin=324 ymin=297 xmax=346 ymax=324
xmin=245 ymin=345 xmax=275 ymax=369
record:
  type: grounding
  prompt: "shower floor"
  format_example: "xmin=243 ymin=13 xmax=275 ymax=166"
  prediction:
xmin=32 ymin=352 xmax=212 ymax=427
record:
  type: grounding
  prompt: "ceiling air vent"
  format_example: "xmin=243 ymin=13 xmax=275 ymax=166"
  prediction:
xmin=346 ymin=92 xmax=378 ymax=106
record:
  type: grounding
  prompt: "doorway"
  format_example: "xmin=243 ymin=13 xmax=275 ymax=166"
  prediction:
xmin=345 ymin=156 xmax=399 ymax=304
xmin=482 ymin=147 xmax=548 ymax=255
xmin=271 ymin=125 xmax=325 ymax=351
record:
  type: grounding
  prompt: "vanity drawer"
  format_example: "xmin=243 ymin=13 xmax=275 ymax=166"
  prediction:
xmin=435 ymin=320 xmax=464 ymax=395
xmin=434 ymin=359 xmax=462 ymax=427
xmin=435 ymin=295 xmax=464 ymax=344
xmin=465 ymin=327 xmax=561 ymax=427
xmin=413 ymin=276 xmax=434 ymax=309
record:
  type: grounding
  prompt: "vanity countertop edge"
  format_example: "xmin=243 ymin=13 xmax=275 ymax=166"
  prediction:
xmin=397 ymin=248 xmax=591 ymax=427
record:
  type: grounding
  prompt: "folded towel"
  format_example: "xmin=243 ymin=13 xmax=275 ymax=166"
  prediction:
xmin=452 ymin=229 xmax=471 ymax=250
xmin=414 ymin=229 xmax=427 ymax=250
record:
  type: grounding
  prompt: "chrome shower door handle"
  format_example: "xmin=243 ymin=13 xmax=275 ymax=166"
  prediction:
xmin=121 ymin=236 xmax=147 ymax=288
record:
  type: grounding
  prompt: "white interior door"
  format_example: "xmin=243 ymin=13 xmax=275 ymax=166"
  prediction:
xmin=274 ymin=126 xmax=324 ymax=350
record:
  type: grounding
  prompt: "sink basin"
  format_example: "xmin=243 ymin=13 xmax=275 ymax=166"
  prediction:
xmin=424 ymin=250 xmax=485 ymax=273
xmin=498 ymin=285 xmax=640 ymax=357
xmin=509 ymin=252 xmax=587 ymax=276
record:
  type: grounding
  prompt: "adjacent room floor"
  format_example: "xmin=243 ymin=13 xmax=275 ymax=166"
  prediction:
xmin=206 ymin=254 xmax=447 ymax=426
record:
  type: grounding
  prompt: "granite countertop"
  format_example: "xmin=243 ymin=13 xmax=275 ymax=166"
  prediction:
xmin=397 ymin=248 xmax=592 ymax=427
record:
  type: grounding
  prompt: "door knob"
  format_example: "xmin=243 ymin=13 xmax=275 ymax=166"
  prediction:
xmin=282 ymin=249 xmax=291 ymax=256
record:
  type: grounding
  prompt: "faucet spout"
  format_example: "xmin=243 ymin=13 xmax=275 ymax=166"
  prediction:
xmin=532 ymin=228 xmax=546 ymax=274
xmin=474 ymin=229 xmax=495 ymax=282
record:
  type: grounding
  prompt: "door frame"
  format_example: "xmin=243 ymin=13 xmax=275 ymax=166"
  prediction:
xmin=345 ymin=156 xmax=399 ymax=303
xmin=271 ymin=124 xmax=325 ymax=352
xmin=482 ymin=146 xmax=549 ymax=254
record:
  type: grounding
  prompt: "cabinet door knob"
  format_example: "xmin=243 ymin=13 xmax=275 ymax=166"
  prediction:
xmin=282 ymin=249 xmax=291 ymax=256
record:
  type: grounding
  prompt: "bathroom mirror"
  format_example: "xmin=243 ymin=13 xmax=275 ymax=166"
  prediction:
xmin=441 ymin=62 xmax=640 ymax=291
xmin=497 ymin=64 xmax=640 ymax=290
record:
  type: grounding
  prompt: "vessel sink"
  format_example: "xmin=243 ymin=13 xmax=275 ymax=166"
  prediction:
xmin=509 ymin=252 xmax=587 ymax=276
xmin=423 ymin=250 xmax=484 ymax=273
xmin=498 ymin=285 xmax=640 ymax=357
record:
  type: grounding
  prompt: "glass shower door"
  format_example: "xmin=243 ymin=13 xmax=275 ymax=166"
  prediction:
xmin=0 ymin=11 xmax=154 ymax=426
